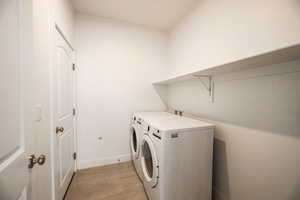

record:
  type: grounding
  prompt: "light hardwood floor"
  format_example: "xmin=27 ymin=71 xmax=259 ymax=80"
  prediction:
xmin=64 ymin=161 xmax=148 ymax=200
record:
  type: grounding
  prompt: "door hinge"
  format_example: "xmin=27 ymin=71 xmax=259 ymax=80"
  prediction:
xmin=73 ymin=152 xmax=77 ymax=160
xmin=72 ymin=63 xmax=76 ymax=71
xmin=73 ymin=108 xmax=76 ymax=116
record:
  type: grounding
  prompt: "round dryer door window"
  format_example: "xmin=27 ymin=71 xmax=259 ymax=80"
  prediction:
xmin=141 ymin=135 xmax=159 ymax=187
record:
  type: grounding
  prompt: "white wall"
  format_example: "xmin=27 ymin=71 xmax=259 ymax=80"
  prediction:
xmin=168 ymin=60 xmax=300 ymax=136
xmin=182 ymin=113 xmax=300 ymax=200
xmin=32 ymin=0 xmax=74 ymax=199
xmin=75 ymin=14 xmax=168 ymax=169
xmin=54 ymin=0 xmax=75 ymax=44
xmin=169 ymin=0 xmax=300 ymax=77
xmin=167 ymin=61 xmax=300 ymax=200
xmin=32 ymin=1 xmax=53 ymax=199
xmin=166 ymin=0 xmax=300 ymax=199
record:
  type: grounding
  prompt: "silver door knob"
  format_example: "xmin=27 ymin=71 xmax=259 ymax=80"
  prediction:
xmin=28 ymin=154 xmax=46 ymax=169
xmin=37 ymin=154 xmax=46 ymax=165
xmin=28 ymin=154 xmax=37 ymax=169
xmin=56 ymin=126 xmax=64 ymax=134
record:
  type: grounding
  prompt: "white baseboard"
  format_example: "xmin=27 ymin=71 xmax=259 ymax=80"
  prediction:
xmin=78 ymin=154 xmax=132 ymax=169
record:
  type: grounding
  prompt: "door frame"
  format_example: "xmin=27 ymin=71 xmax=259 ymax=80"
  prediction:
xmin=50 ymin=23 xmax=78 ymax=200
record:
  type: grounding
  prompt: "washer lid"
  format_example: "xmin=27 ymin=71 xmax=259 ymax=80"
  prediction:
xmin=141 ymin=135 xmax=159 ymax=188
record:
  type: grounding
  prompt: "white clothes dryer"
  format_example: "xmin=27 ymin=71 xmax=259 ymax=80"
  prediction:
xmin=140 ymin=115 xmax=215 ymax=200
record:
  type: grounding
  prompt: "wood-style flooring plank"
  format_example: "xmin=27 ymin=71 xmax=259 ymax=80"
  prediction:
xmin=64 ymin=162 xmax=148 ymax=200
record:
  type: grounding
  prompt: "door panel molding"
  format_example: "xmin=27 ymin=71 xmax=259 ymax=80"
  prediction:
xmin=0 ymin=0 xmax=33 ymax=199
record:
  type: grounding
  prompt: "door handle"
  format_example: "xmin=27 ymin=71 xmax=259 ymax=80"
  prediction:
xmin=56 ymin=126 xmax=64 ymax=134
xmin=28 ymin=154 xmax=37 ymax=169
xmin=37 ymin=154 xmax=46 ymax=165
xmin=28 ymin=154 xmax=46 ymax=169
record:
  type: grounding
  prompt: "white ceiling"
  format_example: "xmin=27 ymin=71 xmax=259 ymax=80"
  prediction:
xmin=71 ymin=0 xmax=198 ymax=31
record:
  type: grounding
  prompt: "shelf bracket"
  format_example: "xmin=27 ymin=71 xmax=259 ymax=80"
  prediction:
xmin=193 ymin=75 xmax=214 ymax=102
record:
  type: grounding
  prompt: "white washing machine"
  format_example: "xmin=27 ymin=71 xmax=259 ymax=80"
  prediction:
xmin=140 ymin=115 xmax=215 ymax=200
xmin=130 ymin=112 xmax=173 ymax=179
xmin=130 ymin=114 xmax=145 ymax=179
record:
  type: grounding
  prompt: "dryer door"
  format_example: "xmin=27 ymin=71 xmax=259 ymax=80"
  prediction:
xmin=141 ymin=135 xmax=159 ymax=188
xmin=130 ymin=124 xmax=140 ymax=159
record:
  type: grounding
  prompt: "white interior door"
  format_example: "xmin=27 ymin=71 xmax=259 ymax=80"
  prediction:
xmin=53 ymin=27 xmax=76 ymax=200
xmin=0 ymin=0 xmax=34 ymax=200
